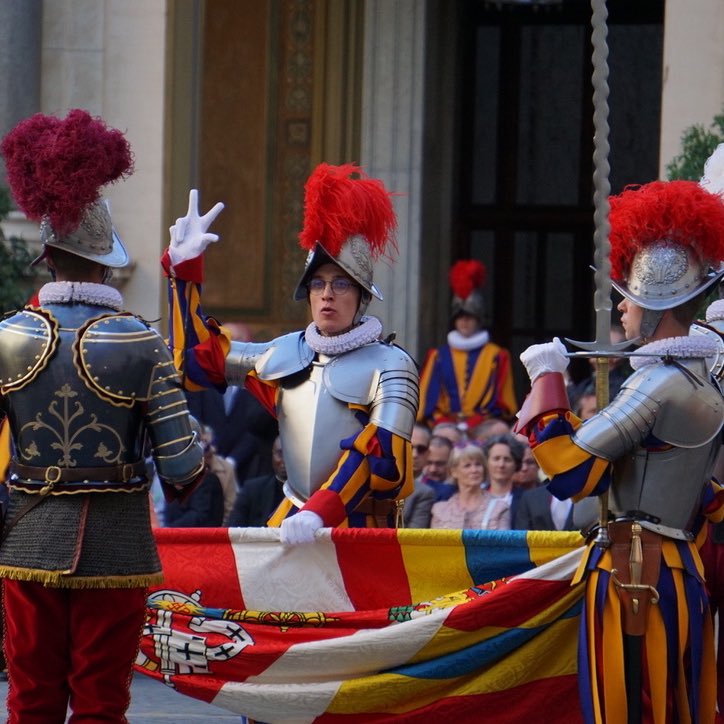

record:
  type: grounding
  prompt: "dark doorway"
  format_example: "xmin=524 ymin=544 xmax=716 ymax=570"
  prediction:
xmin=456 ymin=0 xmax=664 ymax=395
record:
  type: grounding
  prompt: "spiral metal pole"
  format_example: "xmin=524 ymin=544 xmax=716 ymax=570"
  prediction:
xmin=588 ymin=0 xmax=612 ymax=551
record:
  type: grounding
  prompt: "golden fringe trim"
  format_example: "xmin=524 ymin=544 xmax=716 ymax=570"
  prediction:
xmin=0 ymin=565 xmax=162 ymax=589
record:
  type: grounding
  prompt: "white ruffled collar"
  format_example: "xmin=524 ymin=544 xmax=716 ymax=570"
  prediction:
xmin=706 ymin=299 xmax=724 ymax=322
xmin=38 ymin=282 xmax=123 ymax=311
xmin=447 ymin=329 xmax=489 ymax=351
xmin=305 ymin=315 xmax=383 ymax=355
xmin=630 ymin=335 xmax=720 ymax=370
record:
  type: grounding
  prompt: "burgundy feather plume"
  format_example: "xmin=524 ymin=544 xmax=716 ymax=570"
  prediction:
xmin=298 ymin=163 xmax=397 ymax=259
xmin=1 ymin=109 xmax=133 ymax=235
xmin=449 ymin=259 xmax=486 ymax=299
xmin=609 ymin=180 xmax=724 ymax=281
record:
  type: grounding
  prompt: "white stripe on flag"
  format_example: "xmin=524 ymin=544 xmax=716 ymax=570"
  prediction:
xmin=213 ymin=680 xmax=340 ymax=723
xmin=249 ymin=607 xmax=450 ymax=683
xmin=228 ymin=528 xmax=355 ymax=612
xmin=513 ymin=546 xmax=584 ymax=582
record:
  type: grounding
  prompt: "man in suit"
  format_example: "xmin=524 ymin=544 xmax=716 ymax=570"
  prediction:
xmin=513 ymin=485 xmax=576 ymax=531
xmin=227 ymin=436 xmax=287 ymax=527
xmin=403 ymin=424 xmax=436 ymax=528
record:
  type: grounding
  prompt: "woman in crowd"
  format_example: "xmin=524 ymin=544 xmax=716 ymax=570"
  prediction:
xmin=482 ymin=433 xmax=526 ymax=528
xmin=431 ymin=442 xmax=509 ymax=530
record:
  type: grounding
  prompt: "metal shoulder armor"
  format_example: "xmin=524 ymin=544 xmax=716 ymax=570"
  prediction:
xmin=74 ymin=313 xmax=178 ymax=407
xmin=324 ymin=342 xmax=420 ymax=440
xmin=241 ymin=331 xmax=314 ymax=382
xmin=0 ymin=308 xmax=59 ymax=393
xmin=574 ymin=358 xmax=723 ymax=460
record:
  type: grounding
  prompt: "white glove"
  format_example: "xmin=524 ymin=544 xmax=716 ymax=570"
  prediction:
xmin=279 ymin=510 xmax=324 ymax=545
xmin=168 ymin=189 xmax=225 ymax=267
xmin=520 ymin=336 xmax=569 ymax=383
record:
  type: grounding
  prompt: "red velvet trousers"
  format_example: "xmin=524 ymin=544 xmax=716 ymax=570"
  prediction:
xmin=3 ymin=580 xmax=147 ymax=723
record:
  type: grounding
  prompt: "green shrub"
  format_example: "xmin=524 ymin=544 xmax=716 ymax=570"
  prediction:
xmin=0 ymin=185 xmax=38 ymax=313
xmin=666 ymin=112 xmax=724 ymax=181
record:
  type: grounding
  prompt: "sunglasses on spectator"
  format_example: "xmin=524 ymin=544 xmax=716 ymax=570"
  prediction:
xmin=412 ymin=444 xmax=429 ymax=454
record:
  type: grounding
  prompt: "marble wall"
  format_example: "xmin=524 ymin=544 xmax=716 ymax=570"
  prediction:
xmin=660 ymin=0 xmax=724 ymax=175
xmin=39 ymin=0 xmax=167 ymax=322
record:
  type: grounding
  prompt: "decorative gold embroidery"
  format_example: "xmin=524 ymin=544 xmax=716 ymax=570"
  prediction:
xmin=19 ymin=383 xmax=125 ymax=466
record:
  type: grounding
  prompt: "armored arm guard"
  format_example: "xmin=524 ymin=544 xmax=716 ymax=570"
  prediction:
xmin=574 ymin=360 xmax=722 ymax=460
xmin=368 ymin=348 xmax=420 ymax=440
xmin=144 ymin=359 xmax=204 ymax=487
xmin=225 ymin=332 xmax=314 ymax=385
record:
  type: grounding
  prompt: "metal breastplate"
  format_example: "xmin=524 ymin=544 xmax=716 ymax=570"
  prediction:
xmin=278 ymin=357 xmax=363 ymax=502
xmin=1 ymin=303 xmax=202 ymax=487
xmin=4 ymin=307 xmax=147 ymax=471
xmin=574 ymin=357 xmax=723 ymax=535
xmin=609 ymin=439 xmax=720 ymax=535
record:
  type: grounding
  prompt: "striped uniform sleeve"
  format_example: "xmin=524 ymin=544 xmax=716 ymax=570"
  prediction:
xmin=462 ymin=345 xmax=517 ymax=422
xmin=701 ymin=478 xmax=724 ymax=524
xmin=417 ymin=347 xmax=445 ymax=423
xmin=162 ymin=250 xmax=230 ymax=392
xmin=528 ymin=411 xmax=612 ymax=503
xmin=492 ymin=347 xmax=518 ymax=420
xmin=300 ymin=417 xmax=413 ymax=528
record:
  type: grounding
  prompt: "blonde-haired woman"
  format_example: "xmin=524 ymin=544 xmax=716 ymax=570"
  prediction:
xmin=430 ymin=443 xmax=510 ymax=530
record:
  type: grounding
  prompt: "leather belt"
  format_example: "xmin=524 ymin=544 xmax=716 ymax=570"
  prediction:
xmin=12 ymin=460 xmax=147 ymax=484
xmin=614 ymin=514 xmax=693 ymax=541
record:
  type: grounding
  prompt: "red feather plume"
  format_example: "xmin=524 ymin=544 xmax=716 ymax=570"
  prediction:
xmin=449 ymin=259 xmax=487 ymax=299
xmin=298 ymin=163 xmax=397 ymax=259
xmin=0 ymin=109 xmax=133 ymax=235
xmin=609 ymin=180 xmax=724 ymax=281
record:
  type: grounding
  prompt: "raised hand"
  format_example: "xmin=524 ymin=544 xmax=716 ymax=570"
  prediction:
xmin=168 ymin=189 xmax=225 ymax=267
xmin=520 ymin=336 xmax=569 ymax=383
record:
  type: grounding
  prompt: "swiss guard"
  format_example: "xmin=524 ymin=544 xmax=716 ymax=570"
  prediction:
xmin=0 ymin=109 xmax=204 ymax=722
xmin=162 ymin=163 xmax=419 ymax=545
xmin=417 ymin=259 xmax=517 ymax=431
xmin=515 ymin=179 xmax=724 ymax=724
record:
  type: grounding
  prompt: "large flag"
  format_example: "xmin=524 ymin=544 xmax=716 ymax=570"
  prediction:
xmin=137 ymin=528 xmax=586 ymax=722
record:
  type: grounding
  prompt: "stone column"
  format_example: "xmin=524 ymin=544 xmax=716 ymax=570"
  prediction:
xmin=360 ymin=0 xmax=427 ymax=356
xmin=0 ymin=0 xmax=42 ymax=177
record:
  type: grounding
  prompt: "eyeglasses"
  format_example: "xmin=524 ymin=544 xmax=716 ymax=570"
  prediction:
xmin=520 ymin=459 xmax=539 ymax=467
xmin=412 ymin=444 xmax=429 ymax=454
xmin=308 ymin=278 xmax=356 ymax=296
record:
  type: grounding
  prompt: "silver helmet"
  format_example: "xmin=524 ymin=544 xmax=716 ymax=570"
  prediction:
xmin=0 ymin=108 xmax=133 ymax=270
xmin=293 ymin=236 xmax=383 ymax=302
xmin=36 ymin=200 xmax=129 ymax=268
xmin=611 ymin=239 xmax=723 ymax=311
xmin=449 ymin=259 xmax=487 ymax=324
xmin=450 ymin=289 xmax=485 ymax=322
xmin=294 ymin=163 xmax=397 ymax=323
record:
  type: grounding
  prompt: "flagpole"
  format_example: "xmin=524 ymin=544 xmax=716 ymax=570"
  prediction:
xmin=576 ymin=2 xmax=642 ymax=719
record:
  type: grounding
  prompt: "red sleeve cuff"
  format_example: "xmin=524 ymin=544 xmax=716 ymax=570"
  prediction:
xmin=161 ymin=249 xmax=204 ymax=284
xmin=302 ymin=489 xmax=346 ymax=527
xmin=513 ymin=372 xmax=570 ymax=436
